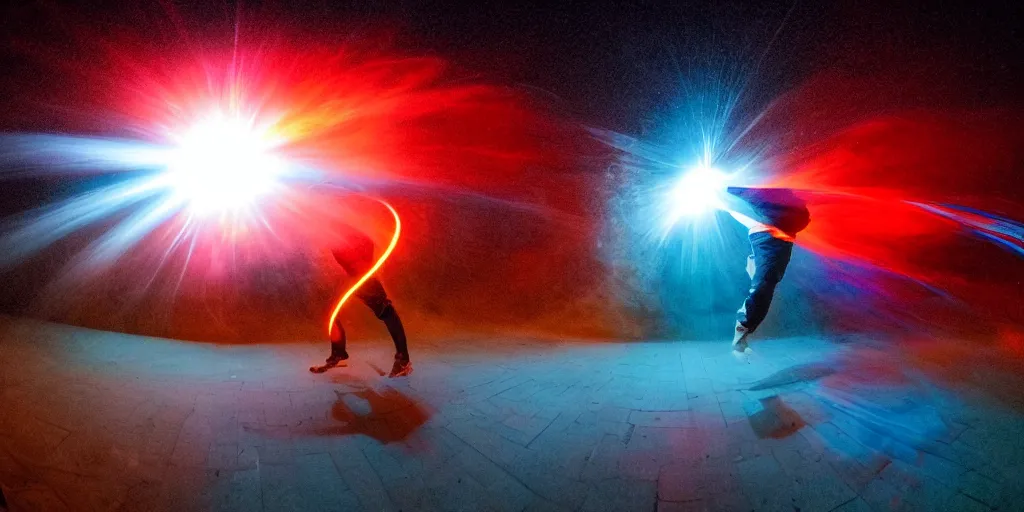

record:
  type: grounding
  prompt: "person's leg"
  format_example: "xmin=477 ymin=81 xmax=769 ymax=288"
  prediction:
xmin=734 ymin=232 xmax=794 ymax=350
xmin=357 ymin=278 xmax=412 ymax=377
xmin=330 ymin=318 xmax=349 ymax=360
xmin=310 ymin=319 xmax=349 ymax=373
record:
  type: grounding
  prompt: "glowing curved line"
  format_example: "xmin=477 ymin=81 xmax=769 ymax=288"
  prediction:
xmin=327 ymin=199 xmax=401 ymax=335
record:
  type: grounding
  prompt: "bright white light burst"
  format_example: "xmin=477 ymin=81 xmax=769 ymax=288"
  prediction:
xmin=165 ymin=113 xmax=286 ymax=215
xmin=667 ymin=163 xmax=729 ymax=222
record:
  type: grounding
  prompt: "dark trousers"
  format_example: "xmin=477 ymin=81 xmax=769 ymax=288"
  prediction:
xmin=737 ymin=232 xmax=794 ymax=333
xmin=331 ymin=277 xmax=409 ymax=359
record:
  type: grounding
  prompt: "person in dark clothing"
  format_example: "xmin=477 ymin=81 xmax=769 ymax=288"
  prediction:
xmin=723 ymin=187 xmax=810 ymax=353
xmin=310 ymin=224 xmax=412 ymax=377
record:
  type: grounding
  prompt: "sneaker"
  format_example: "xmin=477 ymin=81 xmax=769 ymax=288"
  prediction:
xmin=388 ymin=354 xmax=413 ymax=378
xmin=732 ymin=323 xmax=751 ymax=353
xmin=309 ymin=354 xmax=348 ymax=374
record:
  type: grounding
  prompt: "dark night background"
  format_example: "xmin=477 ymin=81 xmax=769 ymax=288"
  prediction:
xmin=0 ymin=0 xmax=1021 ymax=341
xmin=3 ymin=0 xmax=1022 ymax=132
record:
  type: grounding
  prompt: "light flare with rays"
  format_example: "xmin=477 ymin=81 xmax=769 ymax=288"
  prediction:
xmin=0 ymin=42 xmax=484 ymax=336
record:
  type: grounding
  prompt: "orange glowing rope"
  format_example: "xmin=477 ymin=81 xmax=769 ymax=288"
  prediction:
xmin=327 ymin=199 xmax=401 ymax=335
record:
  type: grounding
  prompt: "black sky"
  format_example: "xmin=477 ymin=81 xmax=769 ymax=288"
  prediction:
xmin=2 ymin=0 xmax=1022 ymax=133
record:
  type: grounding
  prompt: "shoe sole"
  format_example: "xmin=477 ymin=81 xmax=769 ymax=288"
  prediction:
xmin=389 ymin=366 xmax=413 ymax=378
xmin=309 ymin=360 xmax=349 ymax=373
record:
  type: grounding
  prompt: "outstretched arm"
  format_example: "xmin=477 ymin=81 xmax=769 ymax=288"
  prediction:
xmin=725 ymin=209 xmax=761 ymax=230
xmin=725 ymin=208 xmax=796 ymax=242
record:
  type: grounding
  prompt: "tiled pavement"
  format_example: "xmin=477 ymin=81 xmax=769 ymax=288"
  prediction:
xmin=1 ymin=315 xmax=1023 ymax=511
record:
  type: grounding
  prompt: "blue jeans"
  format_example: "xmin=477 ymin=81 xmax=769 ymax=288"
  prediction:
xmin=737 ymin=232 xmax=794 ymax=333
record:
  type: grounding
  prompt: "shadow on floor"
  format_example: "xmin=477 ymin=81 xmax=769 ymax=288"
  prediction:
xmin=312 ymin=383 xmax=431 ymax=444
xmin=747 ymin=348 xmax=956 ymax=460
xmin=748 ymin=396 xmax=807 ymax=439
xmin=746 ymin=362 xmax=837 ymax=391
